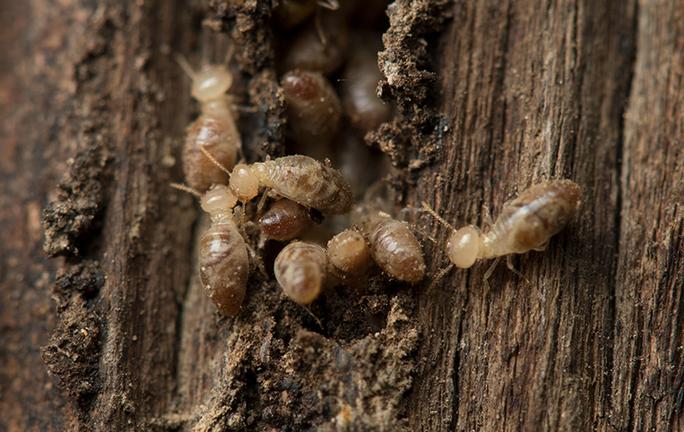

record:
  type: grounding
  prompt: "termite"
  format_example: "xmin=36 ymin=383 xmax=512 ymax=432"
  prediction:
xmin=177 ymin=52 xmax=241 ymax=192
xmin=422 ymin=179 xmax=582 ymax=279
xmin=273 ymin=0 xmax=340 ymax=30
xmin=280 ymin=12 xmax=348 ymax=75
xmin=197 ymin=147 xmax=353 ymax=214
xmin=361 ymin=211 xmax=426 ymax=283
xmin=281 ymin=70 xmax=342 ymax=150
xmin=197 ymin=184 xmax=249 ymax=316
xmin=259 ymin=198 xmax=316 ymax=241
xmin=327 ymin=228 xmax=371 ymax=276
xmin=274 ymin=241 xmax=328 ymax=304
xmin=340 ymin=34 xmax=391 ymax=133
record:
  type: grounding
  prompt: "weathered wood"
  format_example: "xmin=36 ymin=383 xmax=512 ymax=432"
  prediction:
xmin=1 ymin=0 xmax=682 ymax=431
xmin=610 ymin=1 xmax=684 ymax=430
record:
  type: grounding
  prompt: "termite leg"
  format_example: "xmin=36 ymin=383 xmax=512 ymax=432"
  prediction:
xmin=245 ymin=241 xmax=267 ymax=277
xmin=224 ymin=44 xmax=235 ymax=66
xmin=317 ymin=0 xmax=339 ymax=10
xmin=505 ymin=255 xmax=530 ymax=285
xmin=482 ymin=203 xmax=493 ymax=228
xmin=256 ymin=189 xmax=270 ymax=216
xmin=482 ymin=256 xmax=501 ymax=290
xmin=313 ymin=10 xmax=328 ymax=47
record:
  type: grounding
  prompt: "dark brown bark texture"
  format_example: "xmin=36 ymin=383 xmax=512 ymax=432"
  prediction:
xmin=1 ymin=0 xmax=682 ymax=431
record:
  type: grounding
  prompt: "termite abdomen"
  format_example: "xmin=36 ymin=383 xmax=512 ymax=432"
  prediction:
xmin=340 ymin=35 xmax=390 ymax=133
xmin=183 ymin=115 xmax=239 ymax=192
xmin=198 ymin=218 xmax=248 ymax=316
xmin=281 ymin=70 xmax=342 ymax=148
xmin=281 ymin=15 xmax=348 ymax=75
xmin=487 ymin=179 xmax=582 ymax=255
xmin=365 ymin=216 xmax=425 ymax=283
xmin=252 ymin=155 xmax=353 ymax=214
xmin=198 ymin=186 xmax=247 ymax=316
xmin=259 ymin=199 xmax=313 ymax=241
xmin=327 ymin=228 xmax=371 ymax=275
xmin=274 ymin=241 xmax=327 ymax=304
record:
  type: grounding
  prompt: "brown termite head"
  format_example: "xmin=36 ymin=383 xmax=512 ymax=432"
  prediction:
xmin=274 ymin=241 xmax=327 ymax=304
xmin=259 ymin=198 xmax=314 ymax=241
xmin=281 ymin=69 xmax=342 ymax=147
xmin=197 ymin=185 xmax=248 ymax=316
xmin=341 ymin=34 xmax=391 ymax=133
xmin=363 ymin=213 xmax=426 ymax=283
xmin=179 ymin=56 xmax=240 ymax=192
xmin=327 ymin=228 xmax=371 ymax=275
xmin=429 ymin=179 xmax=582 ymax=269
xmin=280 ymin=13 xmax=348 ymax=75
xmin=251 ymin=155 xmax=353 ymax=214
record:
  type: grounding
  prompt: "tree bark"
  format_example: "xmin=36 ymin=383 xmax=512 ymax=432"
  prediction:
xmin=0 ymin=1 xmax=682 ymax=431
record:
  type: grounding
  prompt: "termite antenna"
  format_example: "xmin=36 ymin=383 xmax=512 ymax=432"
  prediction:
xmin=410 ymin=224 xmax=437 ymax=244
xmin=301 ymin=305 xmax=324 ymax=331
xmin=170 ymin=182 xmax=202 ymax=198
xmin=175 ymin=54 xmax=197 ymax=80
xmin=199 ymin=145 xmax=232 ymax=176
xmin=428 ymin=263 xmax=454 ymax=290
xmin=421 ymin=202 xmax=457 ymax=231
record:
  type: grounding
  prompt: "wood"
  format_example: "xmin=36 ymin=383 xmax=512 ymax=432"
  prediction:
xmin=0 ymin=0 xmax=681 ymax=431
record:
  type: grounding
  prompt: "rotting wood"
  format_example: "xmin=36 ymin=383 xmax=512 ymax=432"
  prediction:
xmin=0 ymin=1 xmax=682 ymax=431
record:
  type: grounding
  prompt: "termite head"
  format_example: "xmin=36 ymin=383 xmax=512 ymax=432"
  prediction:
xmin=229 ymin=164 xmax=259 ymax=201
xmin=191 ymin=65 xmax=233 ymax=102
xmin=177 ymin=55 xmax=233 ymax=103
xmin=446 ymin=226 xmax=482 ymax=269
xmin=200 ymin=184 xmax=237 ymax=222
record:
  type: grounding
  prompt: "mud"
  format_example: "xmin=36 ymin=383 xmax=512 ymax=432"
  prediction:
xmin=42 ymin=145 xmax=109 ymax=257
xmin=42 ymin=261 xmax=104 ymax=414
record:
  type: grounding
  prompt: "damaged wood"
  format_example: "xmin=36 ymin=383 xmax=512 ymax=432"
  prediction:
xmin=1 ymin=0 xmax=682 ymax=431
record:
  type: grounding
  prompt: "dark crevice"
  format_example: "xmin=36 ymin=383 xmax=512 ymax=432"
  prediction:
xmin=569 ymin=0 xmax=583 ymax=177
xmin=448 ymin=302 xmax=466 ymax=431
xmin=616 ymin=1 xmax=641 ymax=430
xmin=443 ymin=3 xmax=477 ymax=430
xmin=613 ymin=0 xmax=640 ymax=429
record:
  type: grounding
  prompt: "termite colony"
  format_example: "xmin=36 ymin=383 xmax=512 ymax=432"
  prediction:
xmin=174 ymin=1 xmax=582 ymax=318
xmin=173 ymin=0 xmax=424 ymax=317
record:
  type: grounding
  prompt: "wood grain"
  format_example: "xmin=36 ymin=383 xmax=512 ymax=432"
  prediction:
xmin=1 ymin=0 xmax=682 ymax=431
xmin=410 ymin=0 xmax=637 ymax=430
